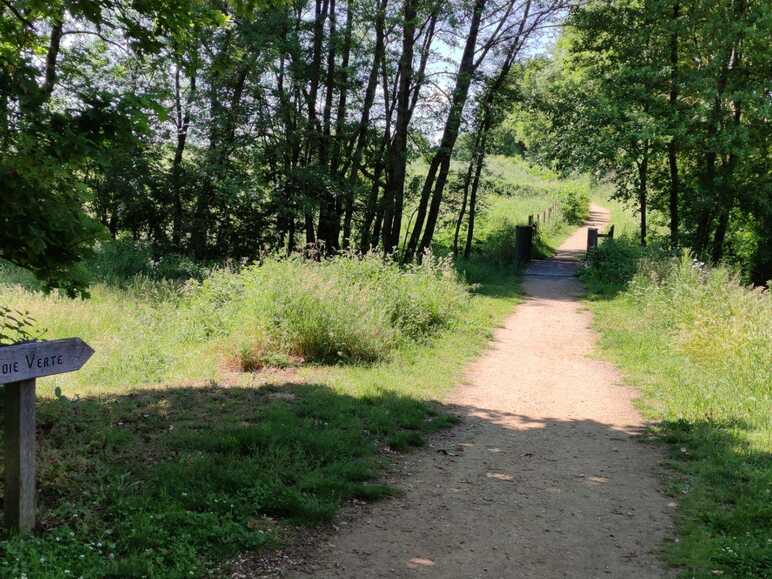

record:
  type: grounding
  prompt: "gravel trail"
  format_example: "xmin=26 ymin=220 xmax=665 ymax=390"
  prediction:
xmin=288 ymin=205 xmax=673 ymax=578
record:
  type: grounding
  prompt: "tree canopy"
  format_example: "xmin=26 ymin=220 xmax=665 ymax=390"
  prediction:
xmin=514 ymin=0 xmax=771 ymax=282
xmin=1 ymin=0 xmax=769 ymax=290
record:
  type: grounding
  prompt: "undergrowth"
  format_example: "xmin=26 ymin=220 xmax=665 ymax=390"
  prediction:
xmin=0 ymin=249 xmax=523 ymax=576
xmin=582 ymin=238 xmax=772 ymax=578
xmin=0 ymin=254 xmax=468 ymax=393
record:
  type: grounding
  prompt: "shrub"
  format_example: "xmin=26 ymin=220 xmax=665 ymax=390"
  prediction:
xmin=185 ymin=254 xmax=469 ymax=365
xmin=479 ymin=219 xmax=518 ymax=264
xmin=86 ymin=239 xmax=208 ymax=285
xmin=561 ymin=190 xmax=590 ymax=225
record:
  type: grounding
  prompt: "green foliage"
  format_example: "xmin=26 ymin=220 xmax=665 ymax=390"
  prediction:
xmin=581 ymin=237 xmax=661 ymax=296
xmin=584 ymin=243 xmax=772 ymax=577
xmin=0 ymin=305 xmax=38 ymax=345
xmin=0 ymin=249 xmax=524 ymax=578
xmin=0 ymin=0 xmax=198 ymax=296
xmin=516 ymin=0 xmax=772 ymax=280
xmin=0 ymin=253 xmax=469 ymax=391
xmin=561 ymin=191 xmax=590 ymax=225
xmin=85 ymin=239 xmax=208 ymax=285
xmin=192 ymin=254 xmax=469 ymax=364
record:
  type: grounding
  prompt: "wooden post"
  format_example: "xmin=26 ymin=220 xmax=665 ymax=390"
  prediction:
xmin=528 ymin=214 xmax=533 ymax=227
xmin=587 ymin=227 xmax=599 ymax=254
xmin=607 ymin=225 xmax=615 ymax=240
xmin=516 ymin=225 xmax=533 ymax=265
xmin=0 ymin=338 xmax=94 ymax=533
xmin=5 ymin=379 xmax=36 ymax=533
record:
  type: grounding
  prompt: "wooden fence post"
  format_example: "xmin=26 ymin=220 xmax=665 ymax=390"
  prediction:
xmin=516 ymin=225 xmax=533 ymax=265
xmin=587 ymin=227 xmax=599 ymax=254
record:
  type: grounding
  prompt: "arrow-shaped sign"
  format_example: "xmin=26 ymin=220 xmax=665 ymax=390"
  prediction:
xmin=0 ymin=338 xmax=94 ymax=385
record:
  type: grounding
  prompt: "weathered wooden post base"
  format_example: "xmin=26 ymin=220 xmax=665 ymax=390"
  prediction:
xmin=4 ymin=379 xmax=36 ymax=533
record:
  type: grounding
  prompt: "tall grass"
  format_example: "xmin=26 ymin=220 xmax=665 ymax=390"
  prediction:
xmin=583 ymin=238 xmax=772 ymax=577
xmin=0 ymin=254 xmax=468 ymax=396
xmin=0 ymin=250 xmax=521 ymax=578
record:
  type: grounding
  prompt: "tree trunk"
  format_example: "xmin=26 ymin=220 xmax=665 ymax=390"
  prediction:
xmin=331 ymin=0 xmax=353 ymax=177
xmin=711 ymin=208 xmax=730 ymax=263
xmin=405 ymin=0 xmax=486 ymax=262
xmin=453 ymin=154 xmax=477 ymax=256
xmin=668 ymin=1 xmax=680 ymax=249
xmin=42 ymin=11 xmax=64 ymax=99
xmin=306 ymin=0 xmax=329 ymax=162
xmin=638 ymin=149 xmax=648 ymax=247
xmin=464 ymin=134 xmax=487 ymax=258
xmin=348 ymin=0 xmax=387 ymax=250
xmin=381 ymin=0 xmax=419 ymax=255
xmin=317 ymin=0 xmax=339 ymax=250
xmin=171 ymin=60 xmax=196 ymax=247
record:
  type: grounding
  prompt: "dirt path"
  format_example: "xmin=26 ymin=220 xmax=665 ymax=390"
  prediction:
xmin=290 ymin=205 xmax=673 ymax=578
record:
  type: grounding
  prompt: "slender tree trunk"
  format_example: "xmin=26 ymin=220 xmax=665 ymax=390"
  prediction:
xmin=381 ymin=0 xmax=419 ymax=255
xmin=711 ymin=208 xmax=730 ymax=262
xmin=407 ymin=10 xmax=439 ymax=120
xmin=305 ymin=210 xmax=316 ymax=245
xmin=668 ymin=1 xmax=680 ymax=249
xmin=710 ymin=1 xmax=746 ymax=263
xmin=347 ymin=0 xmax=387 ymax=250
xmin=320 ymin=0 xmax=337 ymax=168
xmin=317 ymin=0 xmax=339 ymax=250
xmin=695 ymin=32 xmax=733 ymax=255
xmin=638 ymin=149 xmax=648 ymax=247
xmin=405 ymin=0 xmax=486 ymax=261
xmin=464 ymin=134 xmax=487 ymax=258
xmin=171 ymin=61 xmax=196 ymax=247
xmin=362 ymin=54 xmax=398 ymax=251
xmin=331 ymin=0 xmax=353 ymax=177
xmin=306 ymin=0 xmax=329 ymax=162
xmin=42 ymin=10 xmax=64 ymax=99
xmin=453 ymin=154 xmax=477 ymax=256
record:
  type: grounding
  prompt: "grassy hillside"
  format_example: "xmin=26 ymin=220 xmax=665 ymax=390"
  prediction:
xmin=416 ymin=155 xmax=606 ymax=259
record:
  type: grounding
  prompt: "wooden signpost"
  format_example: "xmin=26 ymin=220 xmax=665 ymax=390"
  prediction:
xmin=0 ymin=338 xmax=94 ymax=533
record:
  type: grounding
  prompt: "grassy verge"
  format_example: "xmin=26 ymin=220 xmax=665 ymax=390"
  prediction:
xmin=582 ymin=239 xmax=772 ymax=578
xmin=0 ymin=257 xmax=522 ymax=577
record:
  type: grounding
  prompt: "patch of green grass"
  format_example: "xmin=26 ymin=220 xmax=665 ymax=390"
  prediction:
xmin=583 ymin=240 xmax=772 ymax=578
xmin=0 ymin=385 xmax=454 ymax=577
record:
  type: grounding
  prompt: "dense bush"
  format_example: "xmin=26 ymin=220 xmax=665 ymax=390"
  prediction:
xmin=581 ymin=237 xmax=652 ymax=294
xmin=477 ymin=220 xmax=519 ymax=264
xmin=561 ymin=190 xmax=590 ymax=225
xmin=191 ymin=254 xmax=468 ymax=365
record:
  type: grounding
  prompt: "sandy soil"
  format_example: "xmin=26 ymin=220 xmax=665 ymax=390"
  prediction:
xmin=276 ymin=206 xmax=673 ymax=578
